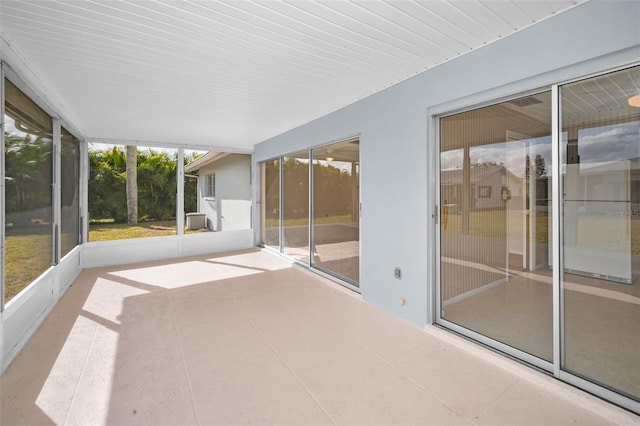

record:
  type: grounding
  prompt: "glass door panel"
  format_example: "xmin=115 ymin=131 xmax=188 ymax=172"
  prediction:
xmin=283 ymin=152 xmax=310 ymax=263
xmin=312 ymin=140 xmax=360 ymax=286
xmin=439 ymin=92 xmax=553 ymax=361
xmin=561 ymin=66 xmax=640 ymax=400
xmin=262 ymin=159 xmax=280 ymax=250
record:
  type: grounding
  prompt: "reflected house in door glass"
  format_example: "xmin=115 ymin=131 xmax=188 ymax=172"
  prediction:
xmin=184 ymin=152 xmax=252 ymax=232
xmin=441 ymin=164 xmax=522 ymax=213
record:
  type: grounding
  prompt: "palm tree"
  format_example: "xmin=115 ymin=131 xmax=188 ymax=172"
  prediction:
xmin=126 ymin=145 xmax=138 ymax=225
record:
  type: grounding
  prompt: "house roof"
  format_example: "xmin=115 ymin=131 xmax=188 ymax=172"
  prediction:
xmin=0 ymin=1 xmax=586 ymax=151
xmin=441 ymin=164 xmax=522 ymax=185
xmin=185 ymin=151 xmax=231 ymax=173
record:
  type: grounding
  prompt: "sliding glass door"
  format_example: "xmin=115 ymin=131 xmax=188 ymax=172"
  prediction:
xmin=311 ymin=140 xmax=360 ymax=285
xmin=439 ymin=91 xmax=553 ymax=364
xmin=260 ymin=139 xmax=360 ymax=288
xmin=437 ymin=64 xmax=639 ymax=409
xmin=283 ymin=152 xmax=310 ymax=263
xmin=261 ymin=159 xmax=280 ymax=250
xmin=561 ymin=67 xmax=640 ymax=401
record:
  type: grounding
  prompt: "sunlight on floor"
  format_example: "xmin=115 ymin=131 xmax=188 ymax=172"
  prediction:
xmin=2 ymin=249 xmax=636 ymax=425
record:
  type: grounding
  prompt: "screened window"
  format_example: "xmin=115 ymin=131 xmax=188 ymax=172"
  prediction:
xmin=88 ymin=144 xmax=178 ymax=241
xmin=4 ymin=78 xmax=53 ymax=303
xmin=60 ymin=127 xmax=80 ymax=258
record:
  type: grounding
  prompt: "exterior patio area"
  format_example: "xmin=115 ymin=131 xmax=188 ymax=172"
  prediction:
xmin=1 ymin=248 xmax=636 ymax=425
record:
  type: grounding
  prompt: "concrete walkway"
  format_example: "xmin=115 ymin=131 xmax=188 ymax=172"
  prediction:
xmin=1 ymin=249 xmax=637 ymax=425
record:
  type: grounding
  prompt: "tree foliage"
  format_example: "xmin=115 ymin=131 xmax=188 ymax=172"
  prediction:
xmin=534 ymin=154 xmax=547 ymax=177
xmin=265 ymin=158 xmax=357 ymax=220
xmin=89 ymin=146 xmax=197 ymax=223
xmin=4 ymin=133 xmax=52 ymax=224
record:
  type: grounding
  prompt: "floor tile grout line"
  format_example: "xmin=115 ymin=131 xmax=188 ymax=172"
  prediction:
xmin=470 ymin=377 xmax=520 ymax=424
xmin=63 ymin=281 xmax=114 ymax=426
xmin=230 ymin=297 xmax=338 ymax=426
xmin=166 ymin=290 xmax=201 ymax=426
xmin=294 ymin=293 xmax=477 ymax=424
xmin=379 ymin=355 xmax=478 ymax=425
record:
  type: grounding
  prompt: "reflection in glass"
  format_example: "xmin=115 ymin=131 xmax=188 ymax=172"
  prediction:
xmin=60 ymin=127 xmax=80 ymax=258
xmin=440 ymin=91 xmax=553 ymax=361
xmin=183 ymin=150 xmax=207 ymax=230
xmin=262 ymin=159 xmax=280 ymax=249
xmin=283 ymin=152 xmax=310 ymax=262
xmin=88 ymin=144 xmax=178 ymax=241
xmin=561 ymin=66 xmax=640 ymax=400
xmin=312 ymin=140 xmax=360 ymax=285
xmin=4 ymin=79 xmax=53 ymax=303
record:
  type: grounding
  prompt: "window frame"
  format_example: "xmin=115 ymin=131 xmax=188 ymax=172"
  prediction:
xmin=206 ymin=172 xmax=216 ymax=198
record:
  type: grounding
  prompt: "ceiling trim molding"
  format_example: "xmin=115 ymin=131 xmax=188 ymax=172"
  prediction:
xmin=85 ymin=137 xmax=254 ymax=154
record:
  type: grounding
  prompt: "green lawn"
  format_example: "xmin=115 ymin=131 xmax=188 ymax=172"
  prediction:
xmin=265 ymin=214 xmax=353 ymax=228
xmin=4 ymin=212 xmax=640 ymax=303
xmin=89 ymin=220 xmax=177 ymax=241
xmin=88 ymin=219 xmax=209 ymax=242
xmin=5 ymin=233 xmax=52 ymax=303
xmin=3 ymin=221 xmax=202 ymax=303
xmin=443 ymin=210 xmax=549 ymax=242
xmin=443 ymin=210 xmax=640 ymax=254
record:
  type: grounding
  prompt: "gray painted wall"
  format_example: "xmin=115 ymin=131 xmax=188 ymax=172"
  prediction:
xmin=253 ymin=0 xmax=640 ymax=326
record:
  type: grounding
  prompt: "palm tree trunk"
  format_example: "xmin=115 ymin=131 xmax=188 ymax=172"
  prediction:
xmin=126 ymin=145 xmax=138 ymax=225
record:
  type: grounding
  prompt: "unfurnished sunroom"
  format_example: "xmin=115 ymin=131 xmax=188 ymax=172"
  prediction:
xmin=1 ymin=0 xmax=639 ymax=420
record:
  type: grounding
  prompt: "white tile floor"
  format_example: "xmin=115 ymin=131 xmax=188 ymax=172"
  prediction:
xmin=1 ymin=248 xmax=638 ymax=425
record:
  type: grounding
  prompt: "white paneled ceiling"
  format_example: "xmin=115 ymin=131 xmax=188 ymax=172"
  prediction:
xmin=0 ymin=0 xmax=583 ymax=150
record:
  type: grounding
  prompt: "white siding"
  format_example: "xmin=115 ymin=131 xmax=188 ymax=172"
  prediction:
xmin=199 ymin=154 xmax=252 ymax=231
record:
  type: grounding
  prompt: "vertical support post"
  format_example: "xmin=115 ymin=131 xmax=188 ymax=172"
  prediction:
xmin=177 ymin=148 xmax=184 ymax=236
xmin=552 ymin=84 xmax=562 ymax=377
xmin=308 ymin=150 xmax=314 ymax=264
xmin=259 ymin=161 xmax=266 ymax=245
xmin=52 ymin=118 xmax=61 ymax=266
xmin=79 ymin=139 xmax=89 ymax=245
xmin=250 ymin=153 xmax=257 ymax=246
xmin=279 ymin=157 xmax=283 ymax=252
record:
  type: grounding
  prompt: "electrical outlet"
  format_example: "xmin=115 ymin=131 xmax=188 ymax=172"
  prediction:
xmin=394 ymin=267 xmax=401 ymax=280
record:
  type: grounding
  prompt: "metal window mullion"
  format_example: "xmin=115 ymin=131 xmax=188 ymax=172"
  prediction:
xmin=1 ymin=66 xmax=5 ymax=311
xmin=52 ymin=118 xmax=61 ymax=265
xmin=551 ymin=84 xmax=562 ymax=377
xmin=433 ymin=116 xmax=442 ymax=325
xmin=357 ymin=149 xmax=361 ymax=289
xmin=252 ymin=154 xmax=259 ymax=245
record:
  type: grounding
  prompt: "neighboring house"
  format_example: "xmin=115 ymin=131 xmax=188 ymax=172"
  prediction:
xmin=185 ymin=152 xmax=252 ymax=231
xmin=441 ymin=164 xmax=523 ymax=212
